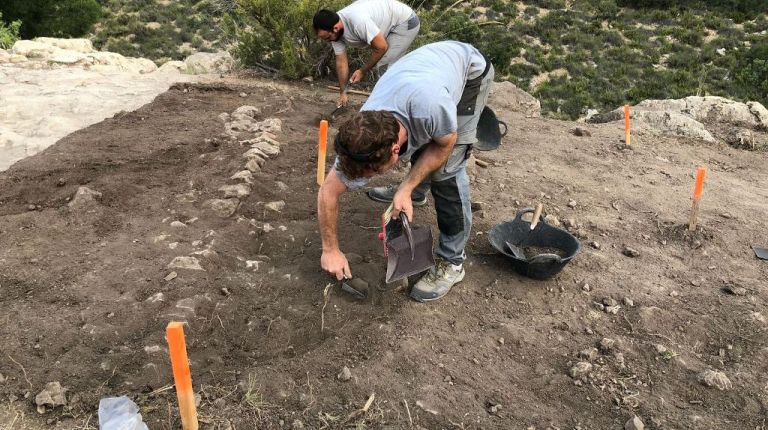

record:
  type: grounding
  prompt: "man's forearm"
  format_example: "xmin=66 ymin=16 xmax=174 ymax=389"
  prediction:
xmin=318 ymin=186 xmax=341 ymax=251
xmin=400 ymin=143 xmax=452 ymax=191
xmin=362 ymin=47 xmax=386 ymax=74
xmin=336 ymin=55 xmax=349 ymax=90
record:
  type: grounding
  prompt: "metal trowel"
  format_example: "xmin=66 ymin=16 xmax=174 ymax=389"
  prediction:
xmin=340 ymin=276 xmax=368 ymax=299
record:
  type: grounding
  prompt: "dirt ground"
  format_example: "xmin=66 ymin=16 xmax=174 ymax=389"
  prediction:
xmin=1 ymin=78 xmax=767 ymax=430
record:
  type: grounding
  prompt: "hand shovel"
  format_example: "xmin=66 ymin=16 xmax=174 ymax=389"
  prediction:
xmin=328 ymin=83 xmax=354 ymax=123
xmin=385 ymin=214 xmax=435 ymax=283
xmin=505 ymin=203 xmax=543 ymax=259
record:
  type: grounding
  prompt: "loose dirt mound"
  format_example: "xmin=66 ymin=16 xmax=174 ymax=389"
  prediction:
xmin=0 ymin=79 xmax=767 ymax=429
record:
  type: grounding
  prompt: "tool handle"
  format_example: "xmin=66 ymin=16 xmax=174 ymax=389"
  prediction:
xmin=400 ymin=214 xmax=416 ymax=261
xmin=530 ymin=203 xmax=543 ymax=231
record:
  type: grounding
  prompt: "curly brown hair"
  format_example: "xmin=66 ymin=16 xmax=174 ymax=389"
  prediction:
xmin=334 ymin=111 xmax=400 ymax=180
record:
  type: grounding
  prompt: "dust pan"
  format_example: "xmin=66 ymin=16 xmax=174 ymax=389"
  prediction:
xmin=385 ymin=214 xmax=435 ymax=283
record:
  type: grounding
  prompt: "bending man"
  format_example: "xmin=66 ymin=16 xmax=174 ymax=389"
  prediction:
xmin=313 ymin=0 xmax=420 ymax=107
xmin=317 ymin=41 xmax=494 ymax=302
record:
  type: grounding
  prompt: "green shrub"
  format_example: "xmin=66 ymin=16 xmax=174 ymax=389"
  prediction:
xmin=1 ymin=0 xmax=101 ymax=38
xmin=0 ymin=12 xmax=21 ymax=49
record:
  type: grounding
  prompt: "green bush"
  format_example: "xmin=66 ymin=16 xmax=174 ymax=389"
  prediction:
xmin=0 ymin=0 xmax=101 ymax=38
xmin=0 ymin=12 xmax=21 ymax=49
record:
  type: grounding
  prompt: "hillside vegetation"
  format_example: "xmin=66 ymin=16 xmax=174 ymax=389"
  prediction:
xmin=1 ymin=0 xmax=766 ymax=119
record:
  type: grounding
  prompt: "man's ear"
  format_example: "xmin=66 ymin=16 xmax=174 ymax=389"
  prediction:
xmin=391 ymin=142 xmax=400 ymax=156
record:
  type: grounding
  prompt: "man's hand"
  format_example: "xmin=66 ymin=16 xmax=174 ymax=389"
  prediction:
xmin=350 ymin=69 xmax=365 ymax=84
xmin=338 ymin=92 xmax=349 ymax=107
xmin=392 ymin=187 xmax=414 ymax=223
xmin=321 ymin=248 xmax=351 ymax=280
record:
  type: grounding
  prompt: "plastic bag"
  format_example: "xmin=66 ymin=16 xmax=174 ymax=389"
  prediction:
xmin=98 ymin=396 xmax=149 ymax=430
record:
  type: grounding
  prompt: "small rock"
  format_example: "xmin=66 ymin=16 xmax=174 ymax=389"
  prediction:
xmin=292 ymin=419 xmax=305 ymax=430
xmin=219 ymin=184 xmax=251 ymax=199
xmin=623 ymin=297 xmax=634 ymax=307
xmin=0 ymin=373 xmax=6 ymax=383
xmin=654 ymin=344 xmax=668 ymax=354
xmin=203 ymin=198 xmax=240 ymax=218
xmin=579 ymin=347 xmax=599 ymax=361
xmin=602 ymin=297 xmax=617 ymax=307
xmin=567 ymin=200 xmax=577 ymax=208
xmin=724 ymin=285 xmax=747 ymax=296
xmin=245 ymin=159 xmax=261 ymax=173
xmin=35 ymin=382 xmax=67 ymax=409
xmin=605 ymin=305 xmax=621 ymax=314
xmin=68 ymin=186 xmax=102 ymax=209
xmin=571 ymin=127 xmax=592 ymax=137
xmin=581 ymin=281 xmax=591 ymax=292
xmin=167 ymin=256 xmax=205 ymax=271
xmin=230 ymin=170 xmax=254 ymax=184
xmin=265 ymin=201 xmax=285 ymax=212
xmin=27 ymin=204 xmax=36 ymax=211
xmin=625 ymin=415 xmax=645 ymax=430
xmin=471 ymin=201 xmax=484 ymax=211
xmin=275 ymin=181 xmax=289 ymax=191
xmin=698 ymin=369 xmax=732 ymax=390
xmin=239 ymin=92 xmax=248 ymax=97
xmin=337 ymin=366 xmax=352 ymax=381
xmin=670 ymin=290 xmax=679 ymax=297
xmin=589 ymin=241 xmax=601 ymax=250
xmin=614 ymin=352 xmax=626 ymax=368
xmin=56 ymin=178 xmax=66 ymax=187
xmin=498 ymin=337 xmax=505 ymax=345
xmin=623 ymin=246 xmax=640 ymax=257
xmin=544 ymin=214 xmax=561 ymax=227
xmin=146 ymin=292 xmax=165 ymax=303
xmin=221 ymin=287 xmax=231 ymax=296
xmin=719 ymin=212 xmax=733 ymax=219
xmin=563 ymin=218 xmax=577 ymax=228
xmin=598 ymin=337 xmax=616 ymax=351
xmin=569 ymin=361 xmax=592 ymax=378
xmin=170 ymin=221 xmax=187 ymax=228
xmin=164 ymin=272 xmax=177 ymax=281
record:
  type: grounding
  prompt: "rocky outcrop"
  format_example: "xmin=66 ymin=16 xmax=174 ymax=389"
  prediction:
xmin=488 ymin=81 xmax=541 ymax=118
xmin=589 ymin=96 xmax=768 ymax=145
xmin=0 ymin=38 xmax=236 ymax=171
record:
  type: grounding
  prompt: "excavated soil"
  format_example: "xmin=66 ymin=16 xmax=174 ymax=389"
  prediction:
xmin=1 ymin=78 xmax=767 ymax=429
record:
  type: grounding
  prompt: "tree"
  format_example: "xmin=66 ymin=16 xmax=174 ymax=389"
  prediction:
xmin=0 ymin=0 xmax=102 ymax=39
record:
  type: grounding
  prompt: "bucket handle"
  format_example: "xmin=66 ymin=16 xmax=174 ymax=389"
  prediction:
xmin=400 ymin=214 xmax=415 ymax=261
xmin=514 ymin=207 xmax=548 ymax=229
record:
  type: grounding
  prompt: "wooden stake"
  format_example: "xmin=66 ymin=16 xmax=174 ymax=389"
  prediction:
xmin=327 ymin=85 xmax=371 ymax=96
xmin=530 ymin=203 xmax=544 ymax=230
xmin=166 ymin=322 xmax=198 ymax=430
xmin=317 ymin=120 xmax=328 ymax=186
xmin=624 ymin=104 xmax=631 ymax=146
xmin=688 ymin=167 xmax=707 ymax=231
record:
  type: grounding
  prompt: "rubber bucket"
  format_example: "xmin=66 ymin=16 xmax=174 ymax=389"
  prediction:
xmin=488 ymin=208 xmax=581 ymax=280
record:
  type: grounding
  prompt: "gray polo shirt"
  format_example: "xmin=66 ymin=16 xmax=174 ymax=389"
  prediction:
xmin=334 ymin=41 xmax=486 ymax=189
xmin=331 ymin=0 xmax=414 ymax=54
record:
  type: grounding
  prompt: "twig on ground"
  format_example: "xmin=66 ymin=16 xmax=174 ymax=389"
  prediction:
xmin=7 ymin=355 xmax=32 ymax=389
xmin=321 ymin=283 xmax=332 ymax=332
xmin=403 ymin=399 xmax=413 ymax=428
xmin=98 ymin=366 xmax=118 ymax=393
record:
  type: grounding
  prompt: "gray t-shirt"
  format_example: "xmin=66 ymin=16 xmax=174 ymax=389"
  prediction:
xmin=331 ymin=0 xmax=414 ymax=55
xmin=334 ymin=41 xmax=486 ymax=189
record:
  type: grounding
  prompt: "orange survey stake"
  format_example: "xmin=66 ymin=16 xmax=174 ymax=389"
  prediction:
xmin=166 ymin=322 xmax=199 ymax=430
xmin=624 ymin=104 xmax=631 ymax=145
xmin=317 ymin=120 xmax=329 ymax=186
xmin=693 ymin=167 xmax=706 ymax=201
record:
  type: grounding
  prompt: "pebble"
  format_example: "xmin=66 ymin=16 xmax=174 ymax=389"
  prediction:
xmin=581 ymin=281 xmax=591 ymax=292
xmin=654 ymin=344 xmax=668 ymax=354
xmin=670 ymin=290 xmax=679 ymax=297
xmin=292 ymin=419 xmax=305 ymax=430
xmin=623 ymin=246 xmax=640 ymax=257
xmin=265 ymin=200 xmax=285 ymax=212
xmin=698 ymin=369 xmax=732 ymax=390
xmin=337 ymin=366 xmax=352 ymax=381
xmin=221 ymin=287 xmax=231 ymax=296
xmin=27 ymin=204 xmax=36 ymax=211
xmin=544 ymin=214 xmax=561 ymax=227
xmin=167 ymin=256 xmax=205 ymax=271
xmin=164 ymin=272 xmax=177 ymax=281
xmin=498 ymin=337 xmax=505 ymax=345
xmin=599 ymin=337 xmax=617 ymax=351
xmin=563 ymin=218 xmax=577 ymax=228
xmin=0 ymin=373 xmax=6 ymax=383
xmin=567 ymin=200 xmax=577 ymax=208
xmin=239 ymin=92 xmax=248 ymax=97
xmin=623 ymin=297 xmax=634 ymax=307
xmin=625 ymin=415 xmax=645 ymax=430
xmin=724 ymin=285 xmax=747 ymax=296
xmin=569 ymin=362 xmax=593 ymax=378
xmin=590 ymin=241 xmax=601 ymax=249
xmin=35 ymin=382 xmax=67 ymax=410
xmin=605 ymin=305 xmax=621 ymax=314
xmin=170 ymin=221 xmax=187 ymax=228
xmin=602 ymin=297 xmax=617 ymax=307
xmin=579 ymin=347 xmax=599 ymax=361
xmin=571 ymin=127 xmax=592 ymax=137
